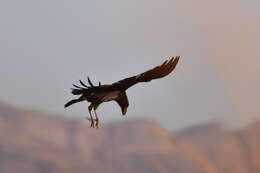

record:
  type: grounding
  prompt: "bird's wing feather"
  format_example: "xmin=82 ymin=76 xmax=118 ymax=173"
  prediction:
xmin=109 ymin=56 xmax=180 ymax=90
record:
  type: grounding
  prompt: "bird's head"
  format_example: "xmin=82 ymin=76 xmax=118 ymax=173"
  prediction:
xmin=121 ymin=106 xmax=128 ymax=115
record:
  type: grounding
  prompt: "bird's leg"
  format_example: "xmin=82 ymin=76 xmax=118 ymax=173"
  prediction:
xmin=87 ymin=105 xmax=95 ymax=128
xmin=94 ymin=106 xmax=99 ymax=129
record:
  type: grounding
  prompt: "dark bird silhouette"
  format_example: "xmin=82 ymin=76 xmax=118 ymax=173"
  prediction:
xmin=65 ymin=56 xmax=180 ymax=128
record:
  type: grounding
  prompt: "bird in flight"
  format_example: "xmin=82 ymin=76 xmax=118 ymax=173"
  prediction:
xmin=65 ymin=56 xmax=180 ymax=128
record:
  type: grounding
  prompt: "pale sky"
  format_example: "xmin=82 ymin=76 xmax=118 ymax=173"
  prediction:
xmin=0 ymin=0 xmax=259 ymax=129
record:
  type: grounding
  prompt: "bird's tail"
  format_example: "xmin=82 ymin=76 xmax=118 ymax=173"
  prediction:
xmin=64 ymin=98 xmax=83 ymax=108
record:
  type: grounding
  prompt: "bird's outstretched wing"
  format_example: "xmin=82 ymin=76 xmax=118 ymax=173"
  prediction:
xmin=109 ymin=56 xmax=180 ymax=91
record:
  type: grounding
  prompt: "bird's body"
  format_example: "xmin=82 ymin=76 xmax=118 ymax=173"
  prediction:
xmin=97 ymin=91 xmax=122 ymax=102
xmin=65 ymin=56 xmax=180 ymax=128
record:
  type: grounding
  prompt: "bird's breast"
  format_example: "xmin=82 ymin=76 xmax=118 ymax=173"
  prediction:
xmin=101 ymin=91 xmax=121 ymax=102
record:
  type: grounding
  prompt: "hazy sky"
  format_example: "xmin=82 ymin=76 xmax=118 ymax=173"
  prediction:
xmin=0 ymin=0 xmax=259 ymax=129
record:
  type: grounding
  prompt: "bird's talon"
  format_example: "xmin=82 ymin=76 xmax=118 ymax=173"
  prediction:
xmin=90 ymin=121 xmax=94 ymax=128
xmin=95 ymin=120 xmax=99 ymax=129
xmin=86 ymin=117 xmax=95 ymax=128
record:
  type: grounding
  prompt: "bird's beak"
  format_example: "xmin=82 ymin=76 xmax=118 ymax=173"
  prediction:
xmin=121 ymin=107 xmax=127 ymax=116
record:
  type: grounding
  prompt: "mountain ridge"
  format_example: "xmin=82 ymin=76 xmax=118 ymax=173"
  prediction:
xmin=0 ymin=101 xmax=259 ymax=173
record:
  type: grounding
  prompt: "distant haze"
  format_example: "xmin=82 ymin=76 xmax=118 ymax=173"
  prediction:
xmin=0 ymin=0 xmax=259 ymax=129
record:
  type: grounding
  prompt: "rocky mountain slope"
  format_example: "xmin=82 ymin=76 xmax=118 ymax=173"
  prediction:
xmin=0 ymin=101 xmax=259 ymax=173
